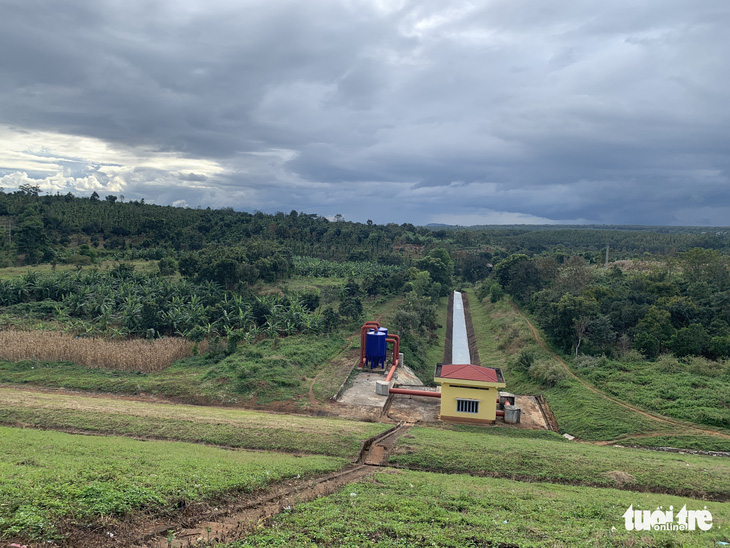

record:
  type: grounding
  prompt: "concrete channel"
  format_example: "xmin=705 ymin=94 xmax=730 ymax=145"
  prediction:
xmin=451 ymin=291 xmax=471 ymax=364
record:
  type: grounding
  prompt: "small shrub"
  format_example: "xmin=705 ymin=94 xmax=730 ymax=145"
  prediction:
xmin=513 ymin=349 xmax=535 ymax=371
xmin=528 ymin=360 xmax=566 ymax=387
xmin=488 ymin=283 xmax=505 ymax=303
xmin=619 ymin=349 xmax=644 ymax=363
xmin=656 ymin=354 xmax=683 ymax=373
xmin=686 ymin=355 xmax=722 ymax=377
xmin=574 ymin=354 xmax=610 ymax=369
xmin=574 ymin=354 xmax=599 ymax=369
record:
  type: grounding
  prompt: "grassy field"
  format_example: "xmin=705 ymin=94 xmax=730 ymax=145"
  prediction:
xmin=390 ymin=426 xmax=730 ymax=501
xmin=0 ymin=332 xmax=348 ymax=405
xmin=0 ymin=426 xmax=346 ymax=543
xmin=274 ymin=276 xmax=345 ymax=295
xmin=575 ymin=354 xmax=730 ymax=430
xmin=202 ymin=333 xmax=348 ymax=404
xmin=0 ymin=259 xmax=159 ymax=279
xmin=0 ymin=286 xmax=403 ymax=408
xmin=466 ymin=290 xmax=730 ymax=449
xmin=0 ymin=388 xmax=388 ymax=458
xmin=228 ymin=469 xmax=730 ymax=547
xmin=609 ymin=435 xmax=730 ymax=453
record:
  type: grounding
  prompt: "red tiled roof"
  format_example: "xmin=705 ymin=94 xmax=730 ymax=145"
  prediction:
xmin=438 ymin=364 xmax=501 ymax=383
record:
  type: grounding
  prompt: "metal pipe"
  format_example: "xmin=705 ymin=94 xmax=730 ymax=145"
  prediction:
xmin=389 ymin=388 xmax=441 ymax=397
xmin=383 ymin=336 xmax=400 ymax=381
xmin=386 ymin=336 xmax=399 ymax=364
xmin=384 ymin=360 xmax=398 ymax=382
xmin=496 ymin=410 xmax=505 ymax=417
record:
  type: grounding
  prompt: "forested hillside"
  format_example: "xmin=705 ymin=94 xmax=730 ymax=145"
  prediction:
xmin=2 ymin=185 xmax=729 ymax=270
xmin=1 ymin=185 xmax=729 ymax=366
xmin=486 ymin=249 xmax=730 ymax=360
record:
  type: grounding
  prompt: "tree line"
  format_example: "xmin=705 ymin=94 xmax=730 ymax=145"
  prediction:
xmin=485 ymin=248 xmax=730 ymax=360
xmin=2 ymin=187 xmax=728 ymax=273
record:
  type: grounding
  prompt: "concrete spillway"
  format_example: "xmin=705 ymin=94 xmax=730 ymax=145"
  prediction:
xmin=451 ymin=291 xmax=471 ymax=364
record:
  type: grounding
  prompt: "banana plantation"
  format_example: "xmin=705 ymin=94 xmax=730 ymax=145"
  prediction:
xmin=0 ymin=267 xmax=325 ymax=341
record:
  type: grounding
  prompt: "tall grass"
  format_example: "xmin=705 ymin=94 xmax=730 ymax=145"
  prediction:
xmin=0 ymin=330 xmax=199 ymax=372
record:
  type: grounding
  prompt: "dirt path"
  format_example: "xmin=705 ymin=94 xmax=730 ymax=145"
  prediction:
xmin=509 ymin=303 xmax=730 ymax=441
xmin=136 ymin=423 xmax=410 ymax=547
xmin=139 ymin=465 xmax=376 ymax=548
xmin=54 ymin=423 xmax=412 ymax=547
xmin=357 ymin=423 xmax=412 ymax=466
xmin=54 ymin=464 xmax=377 ymax=548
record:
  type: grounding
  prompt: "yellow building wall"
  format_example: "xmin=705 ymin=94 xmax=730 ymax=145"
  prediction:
xmin=439 ymin=383 xmax=499 ymax=422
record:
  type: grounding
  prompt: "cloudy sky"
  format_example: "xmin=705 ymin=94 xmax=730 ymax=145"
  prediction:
xmin=1 ymin=0 xmax=728 ymax=225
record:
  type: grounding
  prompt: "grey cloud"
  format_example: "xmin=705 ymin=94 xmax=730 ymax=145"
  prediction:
xmin=0 ymin=0 xmax=729 ymax=225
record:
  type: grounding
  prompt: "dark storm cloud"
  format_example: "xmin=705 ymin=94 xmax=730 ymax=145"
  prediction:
xmin=0 ymin=0 xmax=729 ymax=225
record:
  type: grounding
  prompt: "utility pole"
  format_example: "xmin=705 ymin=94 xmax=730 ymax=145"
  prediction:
xmin=605 ymin=244 xmax=609 ymax=268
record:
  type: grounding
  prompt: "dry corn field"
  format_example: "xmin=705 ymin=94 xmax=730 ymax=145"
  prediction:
xmin=0 ymin=330 xmax=201 ymax=372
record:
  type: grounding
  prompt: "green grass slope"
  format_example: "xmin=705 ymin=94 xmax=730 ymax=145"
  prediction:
xmin=0 ymin=388 xmax=388 ymax=458
xmin=0 ymin=426 xmax=345 ymax=542
xmin=228 ymin=469 xmax=730 ymax=547
xmin=467 ymin=290 xmax=730 ymax=448
xmin=391 ymin=426 xmax=730 ymax=501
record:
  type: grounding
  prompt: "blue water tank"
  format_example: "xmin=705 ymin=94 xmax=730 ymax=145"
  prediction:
xmin=366 ymin=329 xmax=378 ymax=355
xmin=365 ymin=329 xmax=387 ymax=369
xmin=376 ymin=330 xmax=387 ymax=357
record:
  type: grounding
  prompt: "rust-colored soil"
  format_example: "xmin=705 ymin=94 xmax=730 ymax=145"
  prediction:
xmin=358 ymin=424 xmax=411 ymax=466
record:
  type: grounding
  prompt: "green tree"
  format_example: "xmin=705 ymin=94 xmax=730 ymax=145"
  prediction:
xmin=338 ymin=296 xmax=363 ymax=323
xmin=493 ymin=254 xmax=542 ymax=302
xmin=668 ymin=323 xmax=711 ymax=357
xmin=459 ymin=252 xmax=491 ymax=283
xmin=14 ymin=204 xmax=48 ymax=264
xmin=658 ymin=296 xmax=698 ymax=329
xmin=634 ymin=331 xmax=661 ymax=359
xmin=634 ymin=306 xmax=675 ymax=357
xmin=406 ymin=269 xmax=432 ymax=296
xmin=709 ymin=336 xmax=730 ymax=359
xmin=415 ymin=248 xmax=453 ymax=296
xmin=19 ymin=183 xmax=40 ymax=197
xmin=681 ymin=248 xmax=724 ymax=283
xmin=542 ymin=294 xmax=599 ymax=355
xmin=158 ymin=256 xmax=178 ymax=276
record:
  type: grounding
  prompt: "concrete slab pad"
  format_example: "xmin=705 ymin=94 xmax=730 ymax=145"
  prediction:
xmin=337 ymin=372 xmax=387 ymax=407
